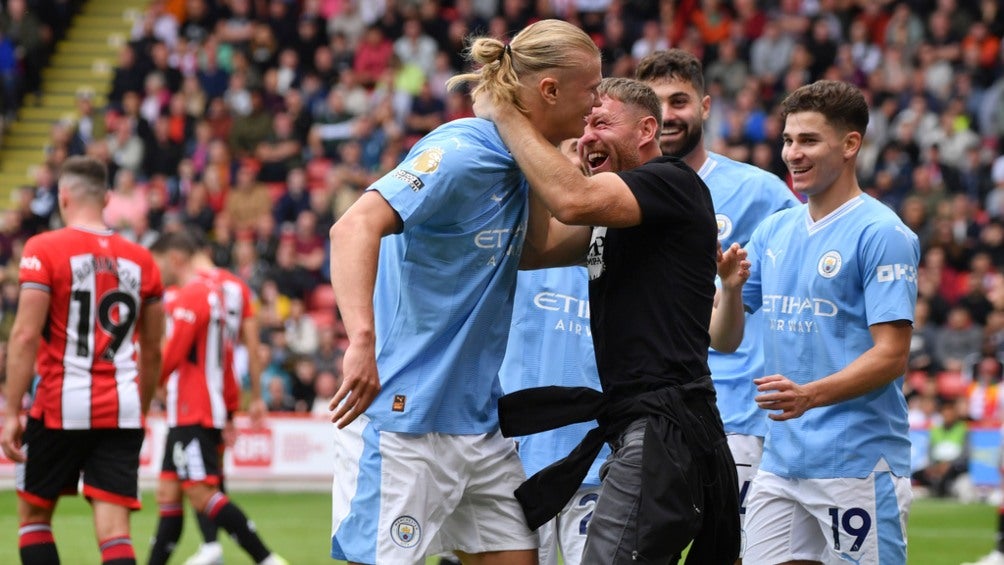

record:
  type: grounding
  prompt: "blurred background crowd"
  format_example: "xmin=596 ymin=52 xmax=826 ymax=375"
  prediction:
xmin=0 ymin=0 xmax=1004 ymax=491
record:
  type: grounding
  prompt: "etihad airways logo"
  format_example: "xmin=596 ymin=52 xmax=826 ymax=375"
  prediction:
xmin=533 ymin=291 xmax=590 ymax=319
xmin=763 ymin=295 xmax=838 ymax=334
xmin=475 ymin=222 xmax=526 ymax=266
xmin=761 ymin=295 xmax=838 ymax=317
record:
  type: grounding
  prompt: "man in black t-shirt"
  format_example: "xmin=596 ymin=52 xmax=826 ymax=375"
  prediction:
xmin=480 ymin=78 xmax=744 ymax=563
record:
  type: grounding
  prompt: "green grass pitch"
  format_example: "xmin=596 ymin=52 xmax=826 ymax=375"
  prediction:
xmin=0 ymin=491 xmax=996 ymax=563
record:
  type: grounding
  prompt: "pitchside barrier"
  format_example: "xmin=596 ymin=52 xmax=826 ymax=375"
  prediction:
xmin=1 ymin=416 xmax=1002 ymax=491
xmin=0 ymin=414 xmax=336 ymax=491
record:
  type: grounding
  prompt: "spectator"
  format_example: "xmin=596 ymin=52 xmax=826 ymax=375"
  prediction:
xmin=255 ymin=112 xmax=303 ymax=182
xmin=266 ymin=236 xmax=311 ymax=301
xmin=936 ymin=306 xmax=985 ymax=372
xmin=289 ymin=355 xmax=317 ymax=412
xmin=966 ymin=355 xmax=1003 ymax=423
xmin=352 ymin=25 xmax=392 ymax=88
xmin=911 ymin=298 xmax=940 ymax=374
xmin=273 ymin=167 xmax=311 ymax=227
xmin=231 ymin=235 xmax=269 ymax=295
xmin=103 ymin=169 xmax=149 ymax=234
xmin=912 ymin=400 xmax=969 ymax=497
xmin=264 ymin=375 xmax=295 ymax=412
xmin=749 ymin=20 xmax=793 ymax=88
xmin=311 ymin=325 xmax=343 ymax=377
xmin=223 ymin=161 xmax=271 ymax=233
xmin=403 ymin=80 xmax=445 ymax=148
xmin=2 ymin=0 xmax=46 ymax=104
xmin=393 ymin=16 xmax=437 ymax=77
xmin=284 ymin=298 xmax=319 ymax=357
xmin=705 ymin=39 xmax=748 ymax=100
xmin=310 ymin=370 xmax=340 ymax=416
xmin=180 ymin=180 xmax=215 ymax=235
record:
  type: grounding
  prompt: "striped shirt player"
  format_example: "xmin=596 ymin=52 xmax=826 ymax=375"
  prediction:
xmin=498 ymin=267 xmax=610 ymax=565
xmin=205 ymin=268 xmax=255 ymax=416
xmin=331 ymin=117 xmax=538 ymax=563
xmin=697 ymin=152 xmax=800 ymax=526
xmin=741 ymin=194 xmax=920 ymax=562
xmin=174 ymin=266 xmax=258 ymax=565
xmin=161 ymin=272 xmax=229 ymax=434
xmin=149 ymin=242 xmax=285 ymax=565
xmin=8 ymin=222 xmax=163 ymax=565
xmin=22 ymin=227 xmax=162 ymax=431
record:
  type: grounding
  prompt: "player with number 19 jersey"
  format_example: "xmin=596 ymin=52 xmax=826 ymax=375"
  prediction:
xmin=742 ymin=194 xmax=920 ymax=479
xmin=19 ymin=226 xmax=162 ymax=430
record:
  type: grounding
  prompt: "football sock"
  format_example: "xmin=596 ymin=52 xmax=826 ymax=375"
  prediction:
xmin=19 ymin=521 xmax=59 ymax=565
xmin=206 ymin=492 xmax=271 ymax=562
xmin=196 ymin=511 xmax=219 ymax=544
xmin=98 ymin=535 xmax=135 ymax=565
xmin=147 ymin=503 xmax=184 ymax=565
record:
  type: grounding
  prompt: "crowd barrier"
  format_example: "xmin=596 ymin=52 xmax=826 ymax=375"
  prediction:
xmin=0 ymin=414 xmax=336 ymax=490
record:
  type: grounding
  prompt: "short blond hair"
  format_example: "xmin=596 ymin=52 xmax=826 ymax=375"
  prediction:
xmin=446 ymin=19 xmax=599 ymax=114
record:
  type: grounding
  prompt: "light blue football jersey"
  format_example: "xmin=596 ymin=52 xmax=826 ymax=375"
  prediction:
xmin=366 ymin=118 xmax=529 ymax=434
xmin=742 ymin=194 xmax=919 ymax=478
xmin=498 ymin=267 xmax=610 ymax=487
xmin=698 ymin=153 xmax=800 ymax=437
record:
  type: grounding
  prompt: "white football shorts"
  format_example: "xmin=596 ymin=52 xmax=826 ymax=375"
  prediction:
xmin=727 ymin=433 xmax=764 ymax=558
xmin=744 ymin=463 xmax=912 ymax=565
xmin=537 ymin=485 xmax=601 ymax=565
xmin=331 ymin=415 xmax=538 ymax=564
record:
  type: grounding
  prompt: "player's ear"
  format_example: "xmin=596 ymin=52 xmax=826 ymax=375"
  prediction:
xmin=639 ymin=115 xmax=659 ymax=146
xmin=843 ymin=130 xmax=862 ymax=159
xmin=538 ymin=76 xmax=559 ymax=105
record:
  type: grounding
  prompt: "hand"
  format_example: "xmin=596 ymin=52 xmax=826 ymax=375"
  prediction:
xmin=328 ymin=341 xmax=381 ymax=428
xmin=472 ymin=90 xmax=502 ymax=123
xmin=717 ymin=242 xmax=750 ymax=291
xmin=247 ymin=397 xmax=267 ymax=428
xmin=754 ymin=374 xmax=813 ymax=421
xmin=1 ymin=414 xmax=25 ymax=462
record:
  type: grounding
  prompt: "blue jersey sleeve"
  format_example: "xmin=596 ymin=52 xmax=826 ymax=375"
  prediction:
xmin=369 ymin=120 xmax=515 ymax=229
xmin=860 ymin=221 xmax=920 ymax=326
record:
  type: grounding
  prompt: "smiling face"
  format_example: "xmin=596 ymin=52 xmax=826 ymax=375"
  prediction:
xmin=645 ymin=77 xmax=708 ymax=158
xmin=781 ymin=111 xmax=854 ymax=197
xmin=577 ymin=96 xmax=646 ymax=175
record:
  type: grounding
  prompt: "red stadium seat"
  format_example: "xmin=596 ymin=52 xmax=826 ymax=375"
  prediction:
xmin=307 ymin=285 xmax=337 ymax=312
xmin=308 ymin=309 xmax=336 ymax=329
xmin=936 ymin=371 xmax=967 ymax=399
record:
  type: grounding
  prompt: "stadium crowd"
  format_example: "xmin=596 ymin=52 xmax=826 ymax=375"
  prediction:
xmin=1 ymin=0 xmax=1004 ymax=486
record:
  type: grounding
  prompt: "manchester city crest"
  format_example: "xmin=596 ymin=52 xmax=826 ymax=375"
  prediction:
xmin=716 ymin=214 xmax=733 ymax=240
xmin=391 ymin=515 xmax=421 ymax=548
xmin=817 ymin=250 xmax=842 ymax=278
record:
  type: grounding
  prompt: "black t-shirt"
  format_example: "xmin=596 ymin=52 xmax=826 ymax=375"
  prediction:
xmin=587 ymin=155 xmax=717 ymax=400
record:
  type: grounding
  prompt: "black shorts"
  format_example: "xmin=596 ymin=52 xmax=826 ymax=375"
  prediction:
xmin=160 ymin=425 xmax=224 ymax=487
xmin=18 ymin=417 xmax=144 ymax=510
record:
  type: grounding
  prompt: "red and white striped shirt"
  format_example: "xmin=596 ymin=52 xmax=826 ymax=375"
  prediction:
xmin=20 ymin=226 xmax=163 ymax=430
xmin=161 ymin=273 xmax=231 ymax=429
xmin=206 ymin=268 xmax=254 ymax=413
